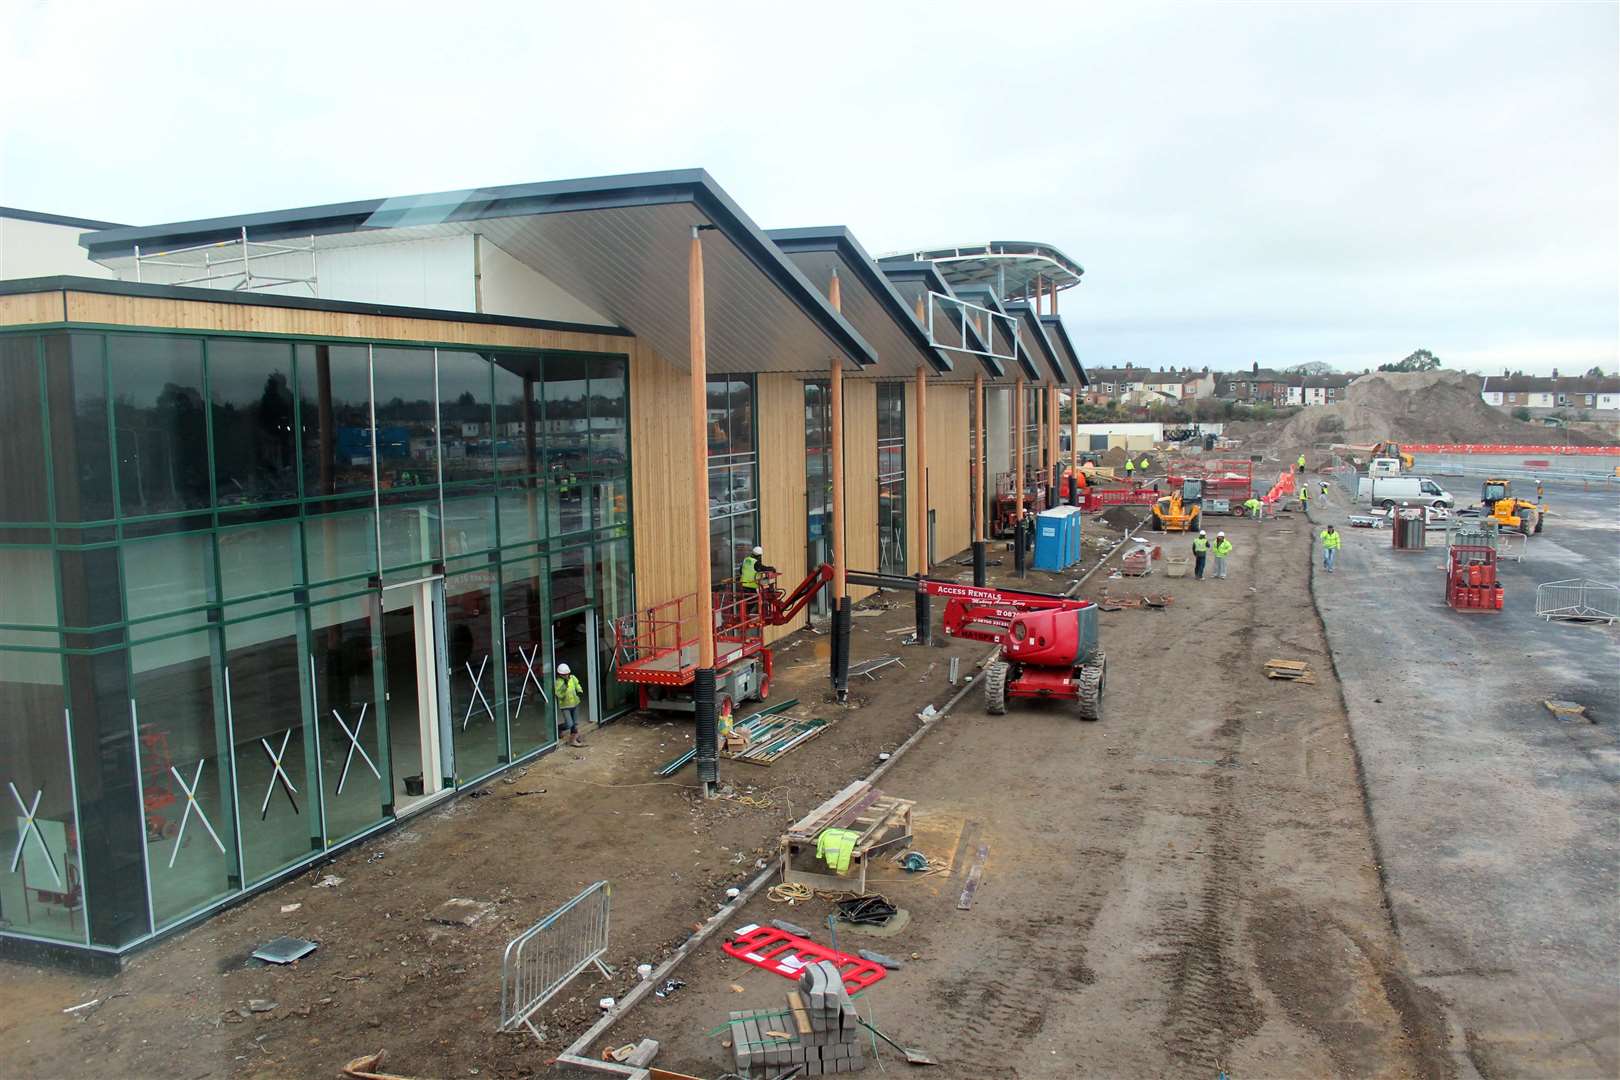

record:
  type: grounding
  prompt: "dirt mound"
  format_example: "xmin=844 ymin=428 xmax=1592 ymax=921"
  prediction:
xmin=1098 ymin=446 xmax=1131 ymax=467
xmin=1272 ymin=371 xmax=1613 ymax=450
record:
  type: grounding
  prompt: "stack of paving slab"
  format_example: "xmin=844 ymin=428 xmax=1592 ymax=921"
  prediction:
xmin=728 ymin=960 xmax=867 ymax=1076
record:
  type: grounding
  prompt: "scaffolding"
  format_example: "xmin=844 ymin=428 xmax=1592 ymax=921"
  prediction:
xmin=925 ymin=291 xmax=1019 ymax=363
xmin=133 ymin=226 xmax=318 ymax=294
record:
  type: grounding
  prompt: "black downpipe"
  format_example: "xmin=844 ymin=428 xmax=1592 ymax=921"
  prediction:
xmin=913 ymin=578 xmax=931 ymax=646
xmin=1014 ymin=521 xmax=1027 ymax=576
xmin=1069 ymin=472 xmax=1081 ymax=506
xmin=972 ymin=540 xmax=988 ymax=587
xmin=833 ymin=597 xmax=852 ymax=702
xmin=693 ymin=668 xmax=718 ymax=790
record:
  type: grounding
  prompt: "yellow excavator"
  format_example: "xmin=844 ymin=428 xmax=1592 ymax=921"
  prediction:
xmin=1150 ymin=479 xmax=1202 ymax=532
xmin=1369 ymin=441 xmax=1415 ymax=470
xmin=1480 ymin=479 xmax=1545 ymax=535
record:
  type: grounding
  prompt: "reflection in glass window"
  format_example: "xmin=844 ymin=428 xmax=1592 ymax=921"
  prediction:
xmin=544 ymin=355 xmax=590 ymax=535
xmin=373 ymin=347 xmax=437 ymax=491
xmin=123 ymin=532 xmax=216 ymax=629
xmin=110 ymin=335 xmax=209 ymax=517
xmin=209 ymin=340 xmax=297 ymax=506
xmin=0 ymin=335 xmax=49 ymax=526
xmin=446 ymin=566 xmax=502 ymax=782
xmin=131 ymin=633 xmax=234 ymax=928
xmin=589 ymin=356 xmax=628 ymax=530
xmin=44 ymin=334 xmax=115 ymax=523
xmin=492 ymin=353 xmax=543 ymax=482
xmin=304 ymin=508 xmax=377 ymax=587
xmin=308 ymin=596 xmax=384 ymax=845
xmin=438 ymin=350 xmax=495 ymax=485
xmin=224 ymin=610 xmax=319 ymax=884
xmin=549 ymin=546 xmax=589 ymax=614
xmin=0 ymin=648 xmax=81 ymax=943
xmin=707 ymin=376 xmax=757 ymax=586
xmin=500 ymin=556 xmax=552 ymax=758
xmin=298 ymin=344 xmax=373 ymax=499
xmin=877 ymin=383 xmax=907 ymax=575
xmin=594 ymin=539 xmax=634 ymax=717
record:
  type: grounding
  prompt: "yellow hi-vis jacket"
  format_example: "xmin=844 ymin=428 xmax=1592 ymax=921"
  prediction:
xmin=1213 ymin=538 xmax=1233 ymax=557
xmin=740 ymin=555 xmax=760 ymax=588
xmin=816 ymin=828 xmax=860 ymax=874
xmin=555 ymin=674 xmax=582 ymax=708
xmin=1321 ymin=529 xmax=1342 ymax=550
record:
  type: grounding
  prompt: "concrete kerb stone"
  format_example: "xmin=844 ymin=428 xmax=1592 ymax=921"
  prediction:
xmin=1304 ymin=501 xmax=1481 ymax=1080
xmin=558 ymin=521 xmax=1149 ymax=1075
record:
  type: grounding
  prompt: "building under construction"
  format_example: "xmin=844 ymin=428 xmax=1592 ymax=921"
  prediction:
xmin=0 ymin=176 xmax=1086 ymax=963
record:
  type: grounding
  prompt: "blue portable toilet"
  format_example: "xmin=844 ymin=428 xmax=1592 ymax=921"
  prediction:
xmin=1065 ymin=504 xmax=1083 ymax=567
xmin=1034 ymin=506 xmax=1081 ymax=571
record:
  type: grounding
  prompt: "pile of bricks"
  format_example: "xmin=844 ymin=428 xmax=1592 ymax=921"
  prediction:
xmin=728 ymin=960 xmax=868 ymax=1076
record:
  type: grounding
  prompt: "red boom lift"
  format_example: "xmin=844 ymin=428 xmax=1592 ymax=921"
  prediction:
xmin=922 ymin=579 xmax=1106 ymax=719
xmin=611 ymin=565 xmax=833 ymax=716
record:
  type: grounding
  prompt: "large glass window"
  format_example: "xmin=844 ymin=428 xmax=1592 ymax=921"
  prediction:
xmin=499 ymin=556 xmax=552 ymax=758
xmin=209 ymin=339 xmax=298 ymax=508
xmin=877 ymin=382 xmax=907 ymax=575
xmin=0 ymin=648 xmax=82 ymax=943
xmin=224 ymin=610 xmax=319 ymax=885
xmin=544 ymin=356 xmax=591 ymax=535
xmin=707 ymin=376 xmax=757 ymax=586
xmin=593 ymin=538 xmax=634 ymax=717
xmin=308 ymin=595 xmax=384 ymax=846
xmin=0 ymin=335 xmax=49 ymax=528
xmin=804 ymin=381 xmax=833 ymax=616
xmin=446 ymin=561 xmax=503 ymax=782
xmin=44 ymin=333 xmax=115 ymax=522
xmin=372 ymin=346 xmax=437 ymax=492
xmin=1023 ymin=385 xmax=1041 ymax=490
xmin=298 ymin=344 xmax=373 ymax=500
xmin=130 ymin=631 xmax=234 ymax=928
xmin=109 ymin=335 xmax=210 ymax=518
xmin=589 ymin=356 xmax=629 ymax=530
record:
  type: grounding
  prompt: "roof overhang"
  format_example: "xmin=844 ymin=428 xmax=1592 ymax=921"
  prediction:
xmin=1039 ymin=315 xmax=1087 ymax=387
xmin=767 ymin=227 xmax=950 ymax=378
xmin=81 ymin=170 xmax=876 ymax=376
xmin=878 ymin=241 xmax=1083 ymax=304
xmin=1004 ymin=303 xmax=1068 ymax=385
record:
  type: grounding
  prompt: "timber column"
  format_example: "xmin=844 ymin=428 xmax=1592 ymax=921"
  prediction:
xmin=688 ymin=227 xmax=719 ymax=796
xmin=829 ymin=271 xmax=851 ymax=702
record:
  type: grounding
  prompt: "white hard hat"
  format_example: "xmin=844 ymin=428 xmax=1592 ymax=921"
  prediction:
xmin=751 ymin=546 xmax=764 ymax=556
xmin=1216 ymin=531 xmax=1226 ymax=537
xmin=1199 ymin=530 xmax=1206 ymax=535
xmin=557 ymin=662 xmax=571 ymax=675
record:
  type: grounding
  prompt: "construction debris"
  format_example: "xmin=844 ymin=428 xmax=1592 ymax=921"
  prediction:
xmin=1097 ymin=592 xmax=1173 ymax=611
xmin=724 ymin=708 xmax=830 ymax=767
xmin=957 ymin=844 xmax=989 ymax=910
xmin=251 ymin=936 xmax=317 ymax=965
xmin=426 ymin=898 xmax=494 ymax=927
xmin=848 ymin=656 xmax=902 ymax=681
xmin=1545 ymin=700 xmax=1590 ymax=722
xmin=1265 ymin=659 xmax=1316 ymax=684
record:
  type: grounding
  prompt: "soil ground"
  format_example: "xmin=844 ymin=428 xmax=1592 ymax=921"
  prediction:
xmin=0 ymin=521 xmax=1124 ymax=1080
xmin=0 ymin=498 xmax=1461 ymax=1079
xmin=570 ymin=504 xmax=1453 ymax=1079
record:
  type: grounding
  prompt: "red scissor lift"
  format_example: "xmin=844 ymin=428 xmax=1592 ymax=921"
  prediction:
xmin=613 ymin=566 xmax=832 ymax=715
xmin=989 ymin=469 xmax=1051 ymax=537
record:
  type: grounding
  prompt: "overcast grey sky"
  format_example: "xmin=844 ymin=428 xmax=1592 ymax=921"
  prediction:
xmin=2 ymin=1 xmax=1614 ymax=375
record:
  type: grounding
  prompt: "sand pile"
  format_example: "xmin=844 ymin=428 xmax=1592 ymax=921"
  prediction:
xmin=1098 ymin=446 xmax=1131 ymax=467
xmin=1269 ymin=371 xmax=1612 ymax=449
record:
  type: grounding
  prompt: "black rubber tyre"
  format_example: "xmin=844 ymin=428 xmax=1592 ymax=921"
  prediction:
xmin=983 ymin=661 xmax=1009 ymax=715
xmin=1076 ymin=656 xmax=1104 ymax=721
xmin=1534 ymin=515 xmax=1544 ymax=534
xmin=1520 ymin=506 xmax=1537 ymax=536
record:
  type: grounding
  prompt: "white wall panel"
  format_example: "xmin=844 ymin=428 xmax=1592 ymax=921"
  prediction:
xmin=476 ymin=237 xmax=613 ymax=326
xmin=0 ymin=218 xmax=115 ymax=280
xmin=316 ymin=235 xmax=475 ymax=311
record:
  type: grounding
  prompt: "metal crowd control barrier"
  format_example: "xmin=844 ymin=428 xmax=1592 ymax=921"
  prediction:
xmin=499 ymin=880 xmax=612 ymax=1039
xmin=1535 ymin=580 xmax=1620 ymax=625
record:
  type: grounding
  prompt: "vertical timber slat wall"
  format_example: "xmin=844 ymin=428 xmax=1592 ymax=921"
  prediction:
xmin=756 ymin=374 xmax=808 ymax=643
xmin=628 ymin=343 xmax=695 ymax=617
xmin=842 ymin=380 xmax=878 ymax=601
xmin=927 ymin=384 xmax=971 ymax=562
xmin=903 ymin=381 xmax=920 ymax=575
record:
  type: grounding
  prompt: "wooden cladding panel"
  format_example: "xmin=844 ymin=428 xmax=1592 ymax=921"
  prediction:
xmin=61 ymin=291 xmax=627 ymax=354
xmin=757 ymin=374 xmax=809 ymax=644
xmin=842 ymin=379 xmax=878 ymax=601
xmin=0 ymin=290 xmax=67 ymax=326
xmin=928 ymin=383 xmax=971 ymax=563
xmin=628 ymin=343 xmax=696 ymax=617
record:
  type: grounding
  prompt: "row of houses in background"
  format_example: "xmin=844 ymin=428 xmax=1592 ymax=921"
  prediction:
xmin=1480 ymin=371 xmax=1620 ymax=417
xmin=1081 ymin=363 xmax=1352 ymax=408
xmin=1081 ymin=361 xmax=1619 ymax=419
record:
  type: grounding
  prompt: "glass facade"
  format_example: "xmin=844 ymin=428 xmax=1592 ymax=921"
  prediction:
xmin=0 ymin=329 xmax=633 ymax=955
xmin=706 ymin=376 xmax=757 ymax=588
xmin=877 ymin=382 xmax=907 ymax=575
xmin=1023 ymin=385 xmax=1041 ymax=491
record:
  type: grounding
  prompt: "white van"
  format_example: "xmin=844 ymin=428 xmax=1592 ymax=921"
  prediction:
xmin=1356 ymin=475 xmax=1454 ymax=508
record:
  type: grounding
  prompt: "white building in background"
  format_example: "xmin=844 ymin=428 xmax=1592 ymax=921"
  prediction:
xmin=0 ymin=207 xmax=121 ymax=279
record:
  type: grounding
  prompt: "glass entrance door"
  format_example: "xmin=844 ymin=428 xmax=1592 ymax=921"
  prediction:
xmin=551 ymin=609 xmax=599 ymax=732
xmin=381 ymin=582 xmax=446 ymax=816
